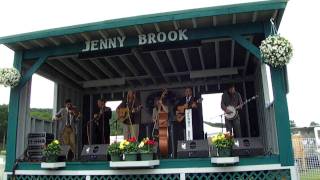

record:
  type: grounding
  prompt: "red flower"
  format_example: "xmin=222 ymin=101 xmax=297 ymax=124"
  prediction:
xmin=146 ymin=139 xmax=156 ymax=145
xmin=128 ymin=137 xmax=137 ymax=142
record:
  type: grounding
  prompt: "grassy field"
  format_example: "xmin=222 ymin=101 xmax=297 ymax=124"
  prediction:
xmin=300 ymin=169 xmax=320 ymax=180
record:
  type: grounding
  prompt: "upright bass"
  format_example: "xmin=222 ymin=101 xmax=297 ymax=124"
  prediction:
xmin=157 ymin=89 xmax=169 ymax=156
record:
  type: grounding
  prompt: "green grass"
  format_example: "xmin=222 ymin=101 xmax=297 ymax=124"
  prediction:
xmin=0 ymin=150 xmax=6 ymax=155
xmin=300 ymin=169 xmax=320 ymax=180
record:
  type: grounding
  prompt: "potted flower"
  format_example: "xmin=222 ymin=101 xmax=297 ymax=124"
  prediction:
xmin=44 ymin=140 xmax=61 ymax=162
xmin=211 ymin=132 xmax=234 ymax=157
xmin=120 ymin=137 xmax=138 ymax=161
xmin=107 ymin=142 xmax=121 ymax=161
xmin=138 ymin=138 xmax=156 ymax=161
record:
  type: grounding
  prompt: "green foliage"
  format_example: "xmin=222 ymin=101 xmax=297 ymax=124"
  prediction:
xmin=310 ymin=121 xmax=320 ymax=127
xmin=107 ymin=142 xmax=121 ymax=155
xmin=0 ymin=104 xmax=8 ymax=148
xmin=290 ymin=120 xmax=296 ymax=128
xmin=30 ymin=108 xmax=52 ymax=121
xmin=211 ymin=133 xmax=234 ymax=149
xmin=138 ymin=138 xmax=156 ymax=153
xmin=44 ymin=140 xmax=61 ymax=157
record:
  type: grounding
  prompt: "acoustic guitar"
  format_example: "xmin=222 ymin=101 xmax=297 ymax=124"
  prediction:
xmin=117 ymin=105 xmax=142 ymax=123
xmin=176 ymin=98 xmax=202 ymax=122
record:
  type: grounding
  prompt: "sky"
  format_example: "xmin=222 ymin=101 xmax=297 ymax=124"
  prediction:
xmin=0 ymin=0 xmax=319 ymax=127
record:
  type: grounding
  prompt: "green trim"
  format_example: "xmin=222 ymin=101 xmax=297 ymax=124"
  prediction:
xmin=270 ymin=68 xmax=294 ymax=166
xmin=24 ymin=22 xmax=265 ymax=59
xmin=263 ymin=22 xmax=294 ymax=166
xmin=0 ymin=0 xmax=287 ymax=44
xmin=231 ymin=34 xmax=261 ymax=60
xmin=17 ymin=56 xmax=47 ymax=89
xmin=15 ymin=156 xmax=280 ymax=171
xmin=5 ymin=51 xmax=23 ymax=172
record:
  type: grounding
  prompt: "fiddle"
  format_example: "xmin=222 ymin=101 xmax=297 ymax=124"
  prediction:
xmin=68 ymin=106 xmax=81 ymax=118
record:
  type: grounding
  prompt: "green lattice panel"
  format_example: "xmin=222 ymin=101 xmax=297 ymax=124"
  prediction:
xmin=186 ymin=169 xmax=291 ymax=180
xmin=91 ymin=174 xmax=180 ymax=180
xmin=8 ymin=175 xmax=86 ymax=180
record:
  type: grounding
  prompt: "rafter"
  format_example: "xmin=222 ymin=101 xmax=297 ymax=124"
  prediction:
xmin=132 ymin=49 xmax=157 ymax=84
xmin=119 ymin=55 xmax=145 ymax=86
xmin=104 ymin=57 xmax=134 ymax=87
xmin=46 ymin=60 xmax=81 ymax=83
xmin=90 ymin=58 xmax=114 ymax=78
xmin=58 ymin=58 xmax=91 ymax=80
xmin=72 ymin=58 xmax=101 ymax=79
xmin=215 ymin=41 xmax=220 ymax=68
xmin=48 ymin=37 xmax=60 ymax=46
xmin=64 ymin=35 xmax=76 ymax=44
xmin=150 ymin=51 xmax=170 ymax=83
xmin=197 ymin=47 xmax=205 ymax=70
xmin=165 ymin=50 xmax=181 ymax=82
xmin=243 ymin=37 xmax=254 ymax=76
xmin=182 ymin=48 xmax=192 ymax=71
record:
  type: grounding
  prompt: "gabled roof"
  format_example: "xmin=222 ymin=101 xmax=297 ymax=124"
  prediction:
xmin=0 ymin=0 xmax=287 ymax=51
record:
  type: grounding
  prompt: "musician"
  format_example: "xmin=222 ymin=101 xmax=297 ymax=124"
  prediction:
xmin=91 ymin=99 xmax=112 ymax=144
xmin=54 ymin=99 xmax=80 ymax=159
xmin=221 ymin=84 xmax=243 ymax=138
xmin=152 ymin=97 xmax=169 ymax=138
xmin=116 ymin=90 xmax=141 ymax=139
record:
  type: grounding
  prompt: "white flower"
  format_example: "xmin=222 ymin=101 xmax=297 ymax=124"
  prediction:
xmin=260 ymin=35 xmax=293 ymax=68
xmin=0 ymin=68 xmax=21 ymax=87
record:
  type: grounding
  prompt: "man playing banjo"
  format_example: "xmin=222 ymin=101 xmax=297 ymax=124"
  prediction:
xmin=221 ymin=84 xmax=243 ymax=138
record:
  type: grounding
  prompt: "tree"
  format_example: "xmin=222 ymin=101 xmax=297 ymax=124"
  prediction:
xmin=0 ymin=104 xmax=8 ymax=149
xmin=290 ymin=120 xmax=296 ymax=128
xmin=310 ymin=121 xmax=320 ymax=127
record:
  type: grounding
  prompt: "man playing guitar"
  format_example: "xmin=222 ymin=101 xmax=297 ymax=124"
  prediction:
xmin=116 ymin=90 xmax=142 ymax=139
xmin=221 ymin=84 xmax=243 ymax=138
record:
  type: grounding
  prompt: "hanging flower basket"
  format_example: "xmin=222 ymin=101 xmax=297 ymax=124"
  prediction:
xmin=0 ymin=68 xmax=21 ymax=88
xmin=260 ymin=35 xmax=293 ymax=68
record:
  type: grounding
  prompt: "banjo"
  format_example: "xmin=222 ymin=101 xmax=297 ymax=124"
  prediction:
xmin=225 ymin=95 xmax=258 ymax=120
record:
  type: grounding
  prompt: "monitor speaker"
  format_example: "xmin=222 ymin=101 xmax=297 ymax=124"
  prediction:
xmin=232 ymin=137 xmax=264 ymax=156
xmin=177 ymin=140 xmax=209 ymax=158
xmin=80 ymin=144 xmax=108 ymax=161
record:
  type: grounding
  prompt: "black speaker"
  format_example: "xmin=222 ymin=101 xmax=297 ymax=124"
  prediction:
xmin=232 ymin=137 xmax=264 ymax=156
xmin=177 ymin=140 xmax=209 ymax=158
xmin=80 ymin=144 xmax=108 ymax=161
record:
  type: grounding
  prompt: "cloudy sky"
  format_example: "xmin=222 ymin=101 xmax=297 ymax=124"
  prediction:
xmin=0 ymin=0 xmax=319 ymax=127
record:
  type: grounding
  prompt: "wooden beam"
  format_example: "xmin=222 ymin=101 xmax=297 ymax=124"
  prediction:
xmin=5 ymin=51 xmax=22 ymax=172
xmin=82 ymin=78 xmax=125 ymax=88
xmin=243 ymin=37 xmax=254 ymax=76
xmin=46 ymin=60 xmax=82 ymax=83
xmin=190 ymin=67 xmax=238 ymax=79
xmin=90 ymin=58 xmax=114 ymax=78
xmin=72 ymin=58 xmax=101 ymax=79
xmin=134 ymin=25 xmax=144 ymax=35
xmin=48 ymin=37 xmax=60 ymax=46
xmin=232 ymin=34 xmax=261 ymax=60
xmin=24 ymin=22 xmax=265 ymax=59
xmin=18 ymin=55 xmax=48 ymax=89
xmin=154 ymin=23 xmax=161 ymax=32
xmin=116 ymin=28 xmax=125 ymax=37
xmin=98 ymin=30 xmax=108 ymax=39
xmin=64 ymin=35 xmax=76 ymax=44
xmin=18 ymin=42 xmax=30 ymax=49
xmin=215 ymin=41 xmax=220 ymax=68
xmin=86 ymin=75 xmax=254 ymax=94
xmin=81 ymin=33 xmax=91 ymax=41
xmin=58 ymin=58 xmax=91 ymax=80
xmin=197 ymin=47 xmax=205 ymax=70
xmin=132 ymin=49 xmax=157 ymax=84
xmin=192 ymin=18 xmax=197 ymax=28
xmin=119 ymin=55 xmax=145 ymax=86
xmin=165 ymin=50 xmax=181 ymax=82
xmin=150 ymin=51 xmax=170 ymax=83
xmin=182 ymin=48 xmax=192 ymax=71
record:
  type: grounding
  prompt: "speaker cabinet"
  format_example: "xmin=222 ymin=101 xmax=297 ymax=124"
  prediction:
xmin=177 ymin=140 xmax=209 ymax=158
xmin=80 ymin=144 xmax=108 ymax=161
xmin=232 ymin=137 xmax=264 ymax=156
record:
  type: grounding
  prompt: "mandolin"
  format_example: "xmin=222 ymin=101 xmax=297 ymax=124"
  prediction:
xmin=176 ymin=98 xmax=202 ymax=122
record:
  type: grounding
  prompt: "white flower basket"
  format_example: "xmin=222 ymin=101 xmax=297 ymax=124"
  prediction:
xmin=0 ymin=68 xmax=21 ymax=87
xmin=260 ymin=35 xmax=293 ymax=68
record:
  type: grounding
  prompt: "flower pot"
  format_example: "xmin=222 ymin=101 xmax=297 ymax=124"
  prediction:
xmin=124 ymin=152 xmax=138 ymax=161
xmin=46 ymin=155 xmax=58 ymax=162
xmin=140 ymin=152 xmax=153 ymax=161
xmin=217 ymin=148 xmax=232 ymax=157
xmin=110 ymin=154 xmax=121 ymax=162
